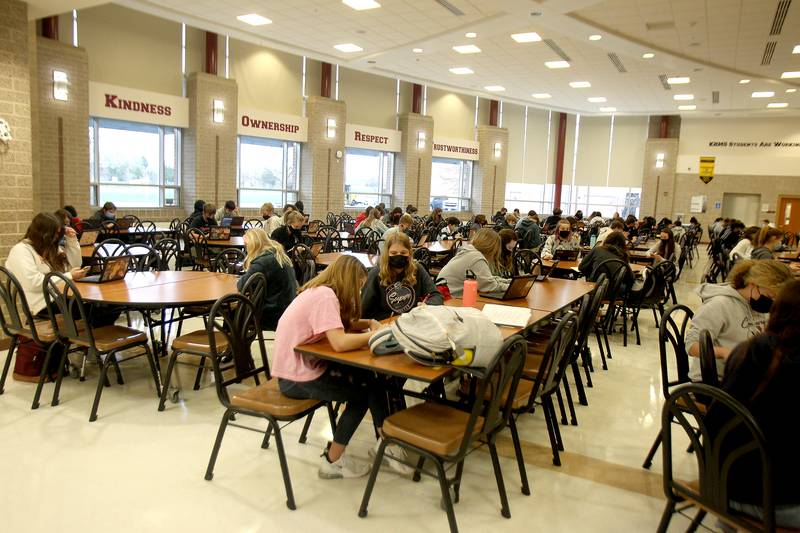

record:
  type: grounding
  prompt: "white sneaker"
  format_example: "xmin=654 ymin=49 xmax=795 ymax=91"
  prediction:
xmin=318 ymin=452 xmax=371 ymax=479
xmin=370 ymin=441 xmax=415 ymax=476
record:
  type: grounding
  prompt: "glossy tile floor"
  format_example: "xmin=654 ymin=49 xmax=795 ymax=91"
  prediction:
xmin=0 ymin=256 xmax=712 ymax=533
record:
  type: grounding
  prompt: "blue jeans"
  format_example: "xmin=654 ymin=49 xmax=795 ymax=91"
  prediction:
xmin=279 ymin=364 xmax=389 ymax=446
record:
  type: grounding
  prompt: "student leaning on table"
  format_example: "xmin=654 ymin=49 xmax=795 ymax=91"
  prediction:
xmin=379 ymin=214 xmax=413 ymax=253
xmin=540 ymin=219 xmax=581 ymax=260
xmin=273 ymin=255 xmax=412 ymax=479
xmin=259 ymin=202 xmax=283 ymax=236
xmin=437 ymin=228 xmax=510 ymax=298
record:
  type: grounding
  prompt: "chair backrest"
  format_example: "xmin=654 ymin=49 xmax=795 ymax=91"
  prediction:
xmin=597 ymin=259 xmax=632 ymax=328
xmin=698 ymin=329 xmax=720 ymax=387
xmin=658 ymin=304 xmax=694 ymax=400
xmin=92 ymin=238 xmax=127 ymax=259
xmin=214 ymin=247 xmax=245 ymax=274
xmin=139 ymin=220 xmax=156 ymax=231
xmin=412 ymin=247 xmax=431 ymax=271
xmin=307 ymin=219 xmax=324 ymax=235
xmin=244 ymin=218 xmax=263 ymax=229
xmin=153 ymin=238 xmax=180 ymax=270
xmin=240 ymin=272 xmax=266 ymax=315
xmin=42 ymin=272 xmax=96 ymax=349
xmin=288 ymin=244 xmax=316 ymax=284
xmin=205 ymin=293 xmax=270 ymax=407
xmin=100 ymin=220 xmax=121 ymax=235
xmin=526 ymin=311 xmax=580 ymax=409
xmin=122 ymin=214 xmax=141 ymax=226
xmin=573 ymin=276 xmax=607 ymax=360
xmin=187 ymin=228 xmax=209 ymax=265
xmin=662 ymin=383 xmax=774 ymax=532
xmin=513 ymin=249 xmax=541 ymax=275
xmin=316 ymin=226 xmax=341 ymax=253
xmin=169 ymin=218 xmax=182 ymax=230
xmin=0 ymin=266 xmax=44 ymax=344
xmin=125 ymin=243 xmax=160 ymax=272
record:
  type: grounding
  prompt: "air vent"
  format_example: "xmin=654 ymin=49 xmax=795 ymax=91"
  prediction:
xmin=712 ymin=91 xmax=719 ymax=104
xmin=770 ymin=0 xmax=791 ymax=35
xmin=658 ymin=74 xmax=671 ymax=90
xmin=434 ymin=0 xmax=464 ymax=16
xmin=543 ymin=39 xmax=571 ymax=61
xmin=645 ymin=20 xmax=676 ymax=31
xmin=607 ymin=52 xmax=627 ymax=73
xmin=762 ymin=41 xmax=777 ymax=65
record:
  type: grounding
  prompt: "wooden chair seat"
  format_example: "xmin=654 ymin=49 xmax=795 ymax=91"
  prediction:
xmin=172 ymin=330 xmax=229 ymax=353
xmin=73 ymin=325 xmax=147 ymax=352
xmin=30 ymin=317 xmax=86 ymax=343
xmin=230 ymin=379 xmax=321 ymax=417
xmin=523 ymin=353 xmax=543 ymax=377
xmin=676 ymin=395 xmax=708 ymax=414
xmin=382 ymin=402 xmax=484 ymax=456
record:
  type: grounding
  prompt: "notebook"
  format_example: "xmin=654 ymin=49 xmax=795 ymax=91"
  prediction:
xmin=480 ymin=304 xmax=532 ymax=328
xmin=77 ymin=255 xmax=130 ymax=283
xmin=79 ymin=229 xmax=100 ymax=246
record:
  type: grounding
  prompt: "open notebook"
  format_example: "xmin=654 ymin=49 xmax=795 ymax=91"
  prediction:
xmin=480 ymin=304 xmax=531 ymax=328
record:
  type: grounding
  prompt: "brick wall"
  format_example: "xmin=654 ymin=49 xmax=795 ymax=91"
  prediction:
xmin=0 ymin=0 xmax=33 ymax=261
xmin=300 ymin=95 xmax=346 ymax=218
xmin=396 ymin=113 xmax=433 ymax=213
xmin=640 ymin=138 xmax=679 ymax=219
xmin=473 ymin=125 xmax=509 ymax=216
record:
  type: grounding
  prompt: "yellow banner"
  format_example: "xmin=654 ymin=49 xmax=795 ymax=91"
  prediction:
xmin=699 ymin=156 xmax=715 ymax=184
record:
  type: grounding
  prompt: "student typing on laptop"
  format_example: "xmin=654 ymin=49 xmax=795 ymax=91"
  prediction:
xmin=189 ymin=203 xmax=218 ymax=230
xmin=437 ymin=228 xmax=510 ymax=299
xmin=541 ymin=219 xmax=581 ymax=261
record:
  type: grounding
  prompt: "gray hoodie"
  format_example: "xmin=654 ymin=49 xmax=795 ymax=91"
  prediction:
xmin=437 ymin=244 xmax=510 ymax=299
xmin=684 ymin=283 xmax=768 ymax=380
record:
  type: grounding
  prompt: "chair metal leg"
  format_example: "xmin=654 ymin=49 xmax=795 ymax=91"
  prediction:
xmin=508 ymin=416 xmax=531 ymax=495
xmin=157 ymin=350 xmax=180 ymax=411
xmin=570 ymin=361 xmax=588 ymax=406
xmin=686 ymin=509 xmax=706 ymax=532
xmin=602 ymin=326 xmax=613 ymax=363
xmin=358 ymin=439 xmax=387 ymax=518
xmin=562 ymin=375 xmax=578 ymax=425
xmin=622 ymin=306 xmax=628 ymax=347
xmin=548 ymin=397 xmax=564 ymax=451
xmin=31 ymin=343 xmax=57 ymax=410
xmin=655 ymin=500 xmax=676 ymax=533
xmin=555 ymin=388 xmax=568 ymax=426
xmin=594 ymin=326 xmax=608 ymax=370
xmin=326 ymin=402 xmax=338 ymax=434
xmin=452 ymin=460 xmax=465 ymax=503
xmin=51 ymin=342 xmax=71 ymax=407
xmin=89 ymin=355 xmax=114 ymax=422
xmin=412 ymin=456 xmax=426 ymax=482
xmin=270 ymin=421 xmax=297 ymax=510
xmin=261 ymin=424 xmax=273 ymax=449
xmin=0 ymin=335 xmax=18 ymax=394
xmin=488 ymin=440 xmax=511 ymax=519
xmin=298 ymin=411 xmax=315 ymax=444
xmin=434 ymin=458 xmax=459 ymax=533
xmin=642 ymin=429 xmax=663 ymax=469
xmin=543 ymin=398 xmax=561 ymax=467
xmin=204 ymin=407 xmax=232 ymax=481
xmin=109 ymin=354 xmax=124 ymax=385
xmin=142 ymin=344 xmax=161 ymax=397
xmin=192 ymin=356 xmax=206 ymax=391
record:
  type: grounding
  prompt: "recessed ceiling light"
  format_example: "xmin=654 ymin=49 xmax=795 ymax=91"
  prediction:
xmin=342 ymin=0 xmax=381 ymax=9
xmin=673 ymin=94 xmax=694 ymax=100
xmin=793 ymin=44 xmax=800 ymax=54
xmin=667 ymin=76 xmax=690 ymax=84
xmin=545 ymin=60 xmax=570 ymax=69
xmin=787 ymin=88 xmax=798 ymax=93
xmin=781 ymin=71 xmax=800 ymax=79
xmin=588 ymin=34 xmax=602 ymax=41
xmin=531 ymin=93 xmax=551 ymax=99
xmin=642 ymin=53 xmax=655 ymax=59
xmin=236 ymin=13 xmax=272 ymax=26
xmin=587 ymin=96 xmax=607 ymax=102
xmin=751 ymin=91 xmax=775 ymax=98
xmin=465 ymin=32 xmax=477 ymax=38
xmin=569 ymin=81 xmax=591 ymax=88
xmin=512 ymin=32 xmax=542 ymax=43
xmin=412 ymin=48 xmax=423 ymax=53
xmin=449 ymin=67 xmax=474 ymax=75
xmin=678 ymin=105 xmax=696 ymax=110
xmin=453 ymin=44 xmax=481 ymax=54
xmin=484 ymin=85 xmax=505 ymax=92
xmin=767 ymin=102 xmax=788 ymax=108
xmin=739 ymin=79 xmax=751 ymax=84
xmin=599 ymin=107 xmax=616 ymax=112
xmin=334 ymin=43 xmax=363 ymax=53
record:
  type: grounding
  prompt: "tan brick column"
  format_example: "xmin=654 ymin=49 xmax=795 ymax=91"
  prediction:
xmin=472 ymin=125 xmax=509 ymax=216
xmin=640 ymin=138 xmax=679 ymax=219
xmin=183 ymin=72 xmax=238 ymax=215
xmin=300 ymin=95 xmax=346 ymax=219
xmin=0 ymin=0 xmax=33 ymax=260
xmin=396 ymin=113 xmax=433 ymax=212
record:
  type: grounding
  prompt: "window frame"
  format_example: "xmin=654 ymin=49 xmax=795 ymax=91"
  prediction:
xmin=430 ymin=157 xmax=473 ymax=212
xmin=236 ymin=135 xmax=300 ymax=209
xmin=89 ymin=117 xmax=181 ymax=208
xmin=343 ymin=148 xmax=394 ymax=208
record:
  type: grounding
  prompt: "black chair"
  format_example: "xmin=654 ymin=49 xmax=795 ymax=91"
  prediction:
xmin=698 ymin=330 xmax=720 ymax=388
xmin=350 ymin=227 xmax=374 ymax=252
xmin=307 ymin=219 xmax=324 ymax=236
xmin=125 ymin=243 xmax=160 ymax=272
xmin=240 ymin=272 xmax=266 ymax=320
xmin=288 ymin=244 xmax=316 ymax=284
xmin=243 ymin=219 xmax=263 ymax=229
xmin=202 ymin=293 xmax=336 ymax=511
xmin=412 ymin=248 xmax=431 ymax=274
xmin=513 ymin=249 xmax=541 ymax=276
xmin=121 ymin=214 xmax=141 ymax=227
xmin=358 ymin=335 xmax=528 ymax=532
xmin=138 ymin=220 xmax=156 ymax=232
xmin=213 ymin=247 xmax=245 ymax=275
xmin=643 ymin=304 xmax=695 ymax=469
xmin=154 ymin=238 xmax=180 ymax=271
xmin=187 ymin=228 xmax=211 ymax=271
xmin=91 ymin=238 xmax=127 ymax=259
xmin=316 ymin=226 xmax=342 ymax=253
xmin=169 ymin=218 xmax=182 ymax=230
xmin=592 ymin=259 xmax=633 ymax=363
xmin=657 ymin=383 xmax=775 ymax=533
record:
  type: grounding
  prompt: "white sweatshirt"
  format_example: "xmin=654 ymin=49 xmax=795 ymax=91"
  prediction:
xmin=4 ymin=237 xmax=82 ymax=314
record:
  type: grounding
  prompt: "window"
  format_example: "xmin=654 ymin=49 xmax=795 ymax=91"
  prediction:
xmin=237 ymin=136 xmax=299 ymax=208
xmin=505 ymin=183 xmax=640 ymax=218
xmin=430 ymin=158 xmax=473 ymax=212
xmin=504 ymin=183 xmax=553 ymax=215
xmin=89 ymin=118 xmax=180 ymax=208
xmin=344 ymin=148 xmax=393 ymax=208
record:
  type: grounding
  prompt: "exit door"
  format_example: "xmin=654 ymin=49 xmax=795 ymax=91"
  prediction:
xmin=778 ymin=196 xmax=800 ymax=235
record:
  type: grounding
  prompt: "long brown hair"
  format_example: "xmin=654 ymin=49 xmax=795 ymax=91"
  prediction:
xmin=299 ymin=255 xmax=366 ymax=328
xmin=498 ymin=229 xmax=517 ymax=272
xmin=656 ymin=228 xmax=675 ymax=260
xmin=24 ymin=213 xmax=68 ymax=272
xmin=379 ymin=231 xmax=417 ymax=287
xmin=756 ymin=226 xmax=783 ymax=247
xmin=471 ymin=228 xmax=502 ymax=269
xmin=602 ymin=231 xmax=630 ymax=262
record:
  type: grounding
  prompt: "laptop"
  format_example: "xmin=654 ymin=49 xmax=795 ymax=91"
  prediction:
xmin=220 ymin=216 xmax=244 ymax=227
xmin=77 ymin=255 xmax=130 ymax=283
xmin=537 ymin=259 xmax=559 ymax=282
xmin=209 ymin=226 xmax=231 ymax=240
xmin=416 ymin=233 xmax=429 ymax=247
xmin=79 ymin=229 xmax=100 ymax=246
xmin=309 ymin=242 xmax=323 ymax=257
xmin=115 ymin=219 xmax=132 ymax=230
xmin=483 ymin=275 xmax=537 ymax=301
xmin=553 ymin=249 xmax=579 ymax=262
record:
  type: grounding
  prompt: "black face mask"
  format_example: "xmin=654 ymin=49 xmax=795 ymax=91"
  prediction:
xmin=388 ymin=255 xmax=409 ymax=269
xmin=291 ymin=227 xmax=302 ymax=236
xmin=750 ymin=290 xmax=773 ymax=313
xmin=559 ymin=230 xmax=570 ymax=239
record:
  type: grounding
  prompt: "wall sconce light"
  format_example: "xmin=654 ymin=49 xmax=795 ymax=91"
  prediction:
xmin=417 ymin=131 xmax=426 ymax=150
xmin=326 ymin=118 xmax=337 ymax=138
xmin=493 ymin=142 xmax=502 ymax=158
xmin=213 ymin=99 xmax=225 ymax=123
xmin=655 ymin=152 xmax=665 ymax=169
xmin=53 ymin=70 xmax=69 ymax=101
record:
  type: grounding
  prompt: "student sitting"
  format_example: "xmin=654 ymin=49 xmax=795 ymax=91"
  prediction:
xmin=596 ymin=219 xmax=625 ymax=247
xmin=260 ymin=202 xmax=283 ymax=236
xmin=437 ymin=228 xmax=510 ymax=298
xmin=515 ymin=211 xmax=541 ymax=250
xmin=541 ymin=219 xmax=581 ymax=260
xmin=354 ymin=206 xmax=372 ymax=230
xmin=579 ymin=231 xmax=631 ymax=282
xmin=405 ymin=204 xmax=418 ymax=216
xmin=237 ymin=228 xmax=297 ymax=331
xmin=684 ymin=259 xmax=792 ymax=381
xmin=429 ymin=207 xmax=444 ymax=227
xmin=624 ymin=215 xmax=639 ymax=239
xmin=497 ymin=229 xmax=518 ymax=277
xmin=730 ymin=226 xmax=759 ymax=261
xmin=470 ymin=214 xmax=488 ymax=234
xmin=362 ymin=207 xmax=388 ymax=235
xmin=189 ymin=203 xmax=218 ymax=229
xmin=380 ymin=214 xmax=413 ymax=253
xmin=647 ymin=228 xmax=681 ymax=266
xmin=671 ymin=219 xmax=685 ymax=242
xmin=438 ymin=217 xmax=461 ymax=240
xmin=383 ymin=207 xmax=403 ymax=226
xmin=294 ymin=201 xmax=305 ymax=215
xmin=270 ymin=211 xmax=304 ymax=252
xmin=707 ymin=280 xmax=800 ymax=529
xmin=361 ymin=232 xmax=442 ymax=320
xmin=89 ymin=202 xmax=117 ymax=223
xmin=63 ymin=205 xmax=82 ymax=233
xmin=498 ymin=213 xmax=517 ymax=231
xmin=492 ymin=207 xmax=508 ymax=224
xmin=751 ymin=227 xmax=784 ymax=260
xmin=215 ymin=200 xmax=239 ymax=223
xmin=274 ymin=255 xmax=410 ymax=478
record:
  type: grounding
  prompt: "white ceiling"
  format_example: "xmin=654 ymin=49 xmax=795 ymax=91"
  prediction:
xmin=81 ymin=0 xmax=800 ymax=115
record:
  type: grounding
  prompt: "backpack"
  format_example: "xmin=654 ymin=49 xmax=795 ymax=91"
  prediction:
xmin=368 ymin=306 xmax=503 ymax=368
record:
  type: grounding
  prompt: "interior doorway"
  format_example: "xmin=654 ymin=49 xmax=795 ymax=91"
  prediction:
xmin=777 ymin=196 xmax=800 ymax=235
xmin=721 ymin=193 xmax=761 ymax=226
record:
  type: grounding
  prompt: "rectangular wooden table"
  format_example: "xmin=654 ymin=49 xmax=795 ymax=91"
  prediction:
xmin=445 ymin=299 xmax=552 ymax=337
xmin=207 ymin=236 xmax=245 ymax=248
xmin=777 ymin=250 xmax=800 ymax=262
xmin=315 ymin=252 xmax=377 ymax=268
xmin=476 ymin=277 xmax=596 ymax=313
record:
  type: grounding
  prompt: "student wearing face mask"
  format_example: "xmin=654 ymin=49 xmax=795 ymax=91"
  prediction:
xmin=497 ymin=229 xmax=518 ymax=278
xmin=270 ymin=211 xmax=304 ymax=252
xmin=751 ymin=227 xmax=784 ymax=260
xmin=684 ymin=259 xmax=793 ymax=381
xmin=89 ymin=202 xmax=117 ymax=223
xmin=380 ymin=214 xmax=413 ymax=253
xmin=189 ymin=203 xmax=218 ymax=229
xmin=361 ymin=232 xmax=442 ymax=320
xmin=647 ymin=228 xmax=681 ymax=265
xmin=540 ymin=219 xmax=581 ymax=260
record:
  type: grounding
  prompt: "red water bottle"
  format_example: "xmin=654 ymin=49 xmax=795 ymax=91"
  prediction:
xmin=462 ymin=269 xmax=478 ymax=307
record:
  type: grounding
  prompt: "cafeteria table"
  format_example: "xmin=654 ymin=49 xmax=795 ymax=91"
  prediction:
xmin=206 ymin=236 xmax=245 ymax=248
xmin=777 ymin=250 xmax=799 ymax=261
xmin=544 ymin=259 xmax=646 ymax=275
xmin=477 ymin=277 xmax=596 ymax=313
xmin=315 ymin=252 xmax=377 ymax=269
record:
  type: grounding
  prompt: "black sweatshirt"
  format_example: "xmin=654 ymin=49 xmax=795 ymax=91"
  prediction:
xmin=360 ymin=262 xmax=443 ymax=320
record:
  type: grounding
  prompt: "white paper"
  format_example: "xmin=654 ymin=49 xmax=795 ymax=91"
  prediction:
xmin=481 ymin=304 xmax=531 ymax=328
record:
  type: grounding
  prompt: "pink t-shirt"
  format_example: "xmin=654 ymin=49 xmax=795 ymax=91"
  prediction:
xmin=271 ymin=286 xmax=344 ymax=382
